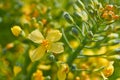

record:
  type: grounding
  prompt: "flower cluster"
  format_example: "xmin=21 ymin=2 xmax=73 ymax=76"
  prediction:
xmin=102 ymin=5 xmax=119 ymax=20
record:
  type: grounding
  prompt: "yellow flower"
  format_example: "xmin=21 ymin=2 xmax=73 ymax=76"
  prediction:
xmin=28 ymin=29 xmax=64 ymax=62
xmin=13 ymin=66 xmax=22 ymax=76
xmin=102 ymin=61 xmax=114 ymax=77
xmin=33 ymin=70 xmax=44 ymax=80
xmin=11 ymin=26 xmax=22 ymax=37
xmin=57 ymin=63 xmax=69 ymax=80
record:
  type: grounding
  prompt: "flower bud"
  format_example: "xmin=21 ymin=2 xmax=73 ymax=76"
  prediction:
xmin=72 ymin=27 xmax=79 ymax=36
xmin=105 ymin=5 xmax=114 ymax=11
xmin=48 ymin=54 xmax=56 ymax=62
xmin=11 ymin=26 xmax=22 ymax=37
xmin=92 ymin=34 xmax=104 ymax=41
xmin=102 ymin=61 xmax=114 ymax=77
xmin=74 ymin=11 xmax=88 ymax=21
xmin=108 ymin=33 xmax=119 ymax=39
xmin=57 ymin=63 xmax=69 ymax=80
xmin=108 ymin=39 xmax=120 ymax=45
xmin=71 ymin=64 xmax=77 ymax=71
xmin=33 ymin=70 xmax=44 ymax=80
xmin=63 ymin=12 xmax=74 ymax=24
xmin=45 ymin=76 xmax=51 ymax=80
xmin=76 ymin=0 xmax=85 ymax=10
xmin=13 ymin=66 xmax=22 ymax=76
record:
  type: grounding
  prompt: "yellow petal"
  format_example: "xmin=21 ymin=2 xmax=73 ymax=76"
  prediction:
xmin=57 ymin=69 xmax=66 ymax=80
xmin=29 ymin=45 xmax=46 ymax=62
xmin=28 ymin=29 xmax=44 ymax=43
xmin=33 ymin=70 xmax=44 ymax=80
xmin=13 ymin=66 xmax=22 ymax=76
xmin=46 ymin=30 xmax=62 ymax=42
xmin=49 ymin=42 xmax=64 ymax=54
xmin=57 ymin=64 xmax=69 ymax=80
xmin=38 ymin=64 xmax=51 ymax=70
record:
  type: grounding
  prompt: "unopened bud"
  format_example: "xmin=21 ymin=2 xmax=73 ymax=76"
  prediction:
xmin=105 ymin=5 xmax=114 ymax=11
xmin=63 ymin=12 xmax=74 ymax=24
xmin=57 ymin=63 xmax=69 ymax=80
xmin=76 ymin=0 xmax=85 ymax=10
xmin=72 ymin=27 xmax=79 ymax=36
xmin=108 ymin=39 xmax=120 ymax=45
xmin=108 ymin=33 xmax=119 ymax=39
xmin=102 ymin=61 xmax=114 ymax=77
xmin=11 ymin=26 xmax=22 ymax=37
xmin=92 ymin=34 xmax=104 ymax=41
xmin=45 ymin=76 xmax=51 ymax=80
xmin=49 ymin=54 xmax=55 ymax=62
xmin=74 ymin=11 xmax=88 ymax=21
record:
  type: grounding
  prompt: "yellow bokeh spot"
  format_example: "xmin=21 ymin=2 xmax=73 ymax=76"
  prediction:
xmin=70 ymin=40 xmax=79 ymax=49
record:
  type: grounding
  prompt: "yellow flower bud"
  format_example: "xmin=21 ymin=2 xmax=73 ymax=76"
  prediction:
xmin=102 ymin=61 xmax=114 ymax=77
xmin=57 ymin=63 xmax=69 ymax=80
xmin=33 ymin=70 xmax=44 ymax=80
xmin=13 ymin=66 xmax=22 ymax=76
xmin=11 ymin=26 xmax=22 ymax=37
xmin=70 ymin=40 xmax=79 ymax=49
xmin=67 ymin=72 xmax=74 ymax=80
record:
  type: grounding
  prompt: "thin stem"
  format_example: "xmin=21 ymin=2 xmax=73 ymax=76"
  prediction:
xmin=61 ymin=28 xmax=74 ymax=52
xmin=67 ymin=40 xmax=86 ymax=66
xmin=77 ymin=53 xmax=106 ymax=58
xmin=73 ymin=23 xmax=85 ymax=37
xmin=67 ymin=45 xmax=82 ymax=66
xmin=101 ymin=72 xmax=108 ymax=80
xmin=75 ymin=69 xmax=90 ymax=72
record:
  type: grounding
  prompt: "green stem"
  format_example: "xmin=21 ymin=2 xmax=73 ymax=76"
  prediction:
xmin=26 ymin=61 xmax=39 ymax=80
xmin=67 ymin=44 xmax=85 ymax=66
xmin=75 ymin=69 xmax=90 ymax=72
xmin=77 ymin=53 xmax=106 ymax=58
xmin=73 ymin=23 xmax=85 ymax=37
xmin=61 ymin=28 xmax=74 ymax=51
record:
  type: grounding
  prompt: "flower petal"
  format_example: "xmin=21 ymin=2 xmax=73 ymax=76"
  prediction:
xmin=46 ymin=30 xmax=62 ymax=42
xmin=57 ymin=69 xmax=66 ymax=80
xmin=57 ymin=64 xmax=69 ymax=80
xmin=49 ymin=42 xmax=64 ymax=54
xmin=28 ymin=29 xmax=44 ymax=43
xmin=29 ymin=45 xmax=46 ymax=62
xmin=13 ymin=66 xmax=22 ymax=76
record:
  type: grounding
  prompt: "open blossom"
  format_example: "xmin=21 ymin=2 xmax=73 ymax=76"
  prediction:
xmin=28 ymin=29 xmax=64 ymax=62
xmin=57 ymin=63 xmax=69 ymax=80
xmin=102 ymin=61 xmax=114 ymax=77
xmin=33 ymin=70 xmax=44 ymax=80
